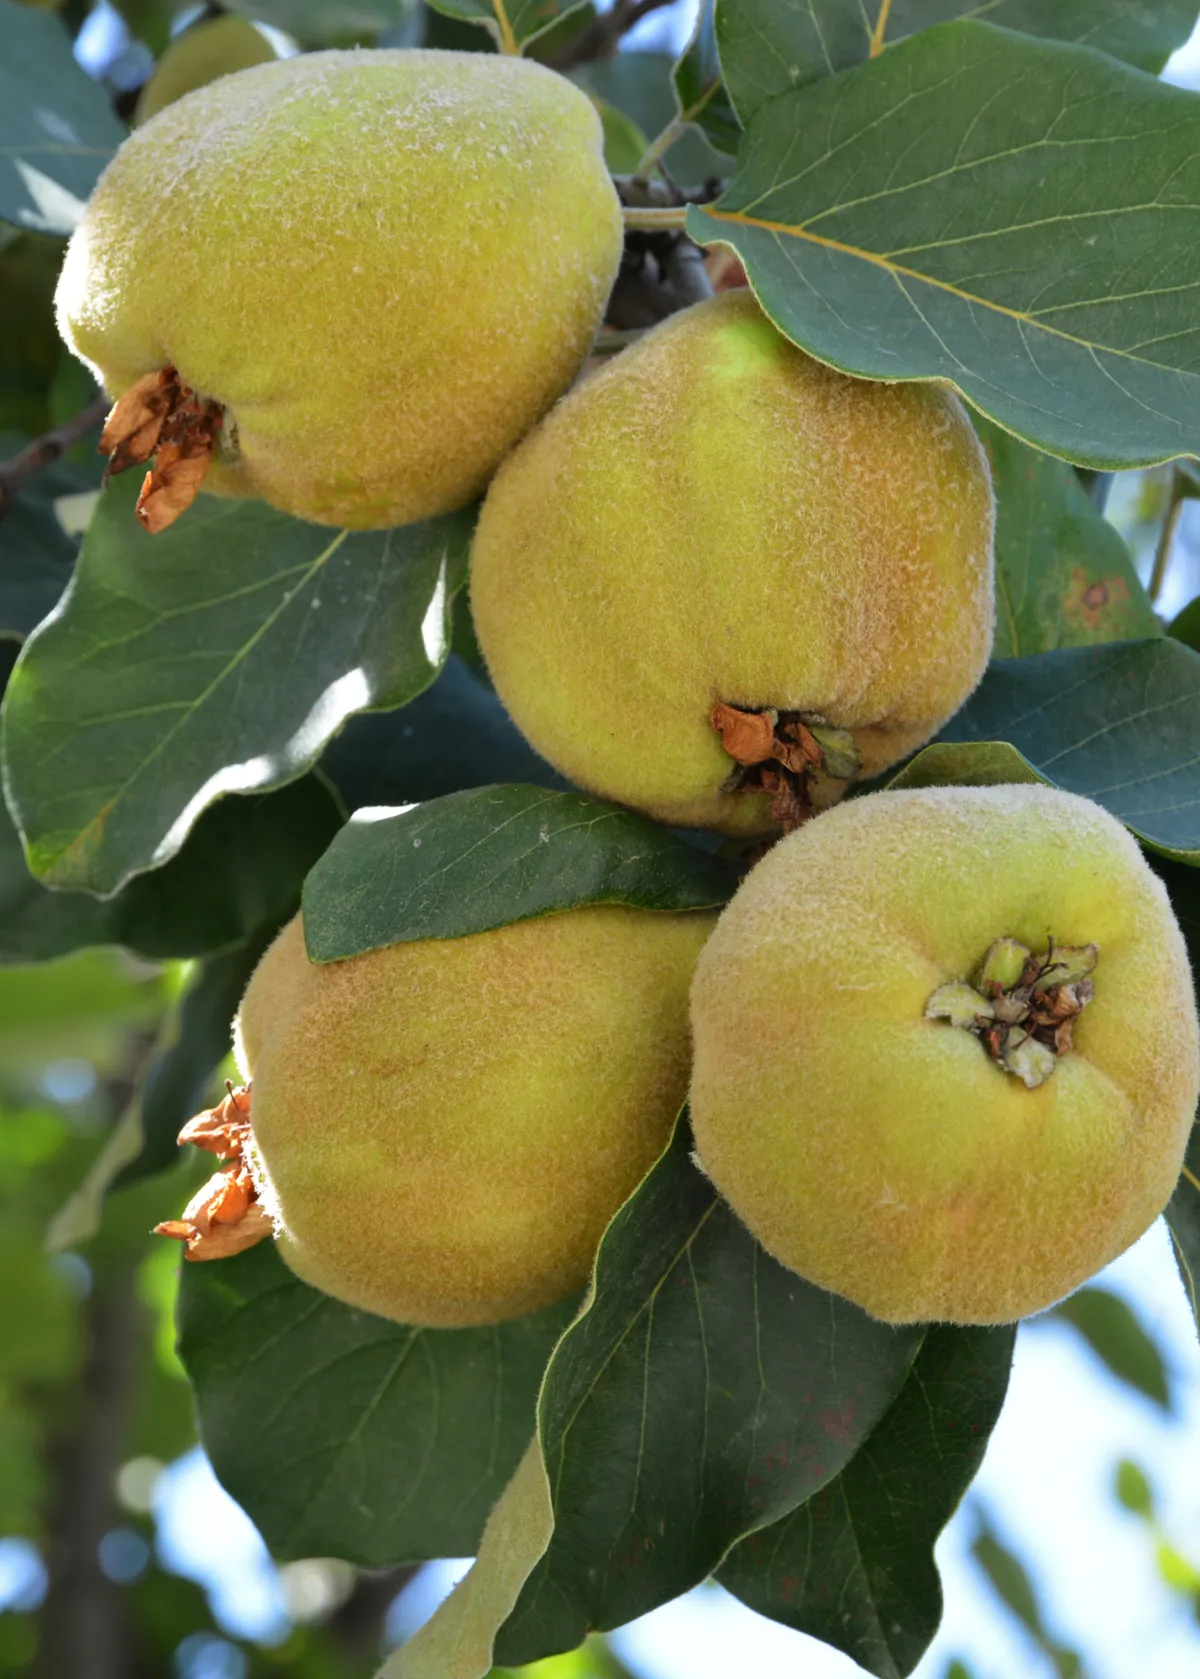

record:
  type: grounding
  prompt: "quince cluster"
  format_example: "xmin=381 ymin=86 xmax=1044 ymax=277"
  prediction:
xmin=59 ymin=44 xmax=1197 ymax=1328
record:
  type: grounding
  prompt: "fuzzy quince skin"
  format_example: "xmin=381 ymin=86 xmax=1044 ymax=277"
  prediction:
xmin=470 ymin=291 xmax=995 ymax=834
xmin=234 ymin=904 xmax=715 ymax=1328
xmin=57 ymin=50 xmax=623 ymax=530
xmin=689 ymin=784 xmax=1199 ymax=1324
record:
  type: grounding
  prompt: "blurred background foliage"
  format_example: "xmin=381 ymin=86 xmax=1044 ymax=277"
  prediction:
xmin=2 ymin=0 xmax=1200 ymax=1676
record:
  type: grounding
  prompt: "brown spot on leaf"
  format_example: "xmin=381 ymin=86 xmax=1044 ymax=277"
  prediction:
xmin=1063 ymin=567 xmax=1130 ymax=633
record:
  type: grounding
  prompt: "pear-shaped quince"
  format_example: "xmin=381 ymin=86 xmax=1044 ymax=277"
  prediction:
xmin=58 ymin=50 xmax=623 ymax=532
xmin=166 ymin=903 xmax=714 ymax=1328
xmin=470 ymin=291 xmax=995 ymax=835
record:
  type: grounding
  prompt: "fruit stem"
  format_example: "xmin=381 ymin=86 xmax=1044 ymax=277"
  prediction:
xmin=622 ymin=205 xmax=688 ymax=232
xmin=633 ymin=114 xmax=689 ymax=187
xmin=1149 ymin=469 xmax=1187 ymax=604
xmin=594 ymin=328 xmax=648 ymax=355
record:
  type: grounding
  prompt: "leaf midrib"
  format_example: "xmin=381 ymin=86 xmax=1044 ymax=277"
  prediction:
xmin=701 ymin=207 xmax=1200 ymax=379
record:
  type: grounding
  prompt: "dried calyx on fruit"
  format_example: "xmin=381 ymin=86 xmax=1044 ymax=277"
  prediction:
xmin=710 ymin=702 xmax=861 ymax=834
xmin=100 ymin=368 xmax=223 ymax=533
xmin=153 ymin=1083 xmax=273 ymax=1260
xmin=926 ymin=938 xmax=1099 ymax=1089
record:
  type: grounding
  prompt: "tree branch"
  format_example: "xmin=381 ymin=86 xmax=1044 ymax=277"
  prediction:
xmin=548 ymin=0 xmax=679 ymax=70
xmin=0 ymin=391 xmax=109 ymax=520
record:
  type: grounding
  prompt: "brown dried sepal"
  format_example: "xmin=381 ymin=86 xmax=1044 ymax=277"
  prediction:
xmin=926 ymin=938 xmax=1099 ymax=1089
xmin=100 ymin=367 xmax=223 ymax=535
xmin=710 ymin=702 xmax=859 ymax=835
xmin=153 ymin=1082 xmax=274 ymax=1262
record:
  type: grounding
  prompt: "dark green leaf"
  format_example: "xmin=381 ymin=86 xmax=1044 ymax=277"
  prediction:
xmin=177 ymin=1239 xmax=575 ymax=1566
xmin=1152 ymin=852 xmax=1200 ymax=1338
xmin=425 ymin=0 xmax=588 ymax=53
xmin=716 ymin=0 xmax=1200 ymax=125
xmin=0 ymin=238 xmax=67 ymax=437
xmin=0 ymin=0 xmax=126 ymax=234
xmin=319 ymin=654 xmax=567 ymax=814
xmin=0 ymin=442 xmax=82 ymax=642
xmin=225 ymin=0 xmax=415 ymax=41
xmin=572 ymin=54 xmax=731 ymax=188
xmin=1170 ymin=595 xmax=1200 ymax=654
xmin=718 ymin=1324 xmax=1015 ymax=1679
xmin=1047 ymin=1286 xmax=1170 ymax=1410
xmin=688 ymin=23 xmax=1200 ymax=469
xmin=493 ymin=1118 xmax=925 ymax=1666
xmin=978 ymin=419 xmax=1160 ymax=658
xmin=0 ymin=772 xmax=341 ymax=964
xmin=884 ymin=740 xmax=1043 ymax=795
xmin=673 ymin=0 xmax=740 ymax=156
xmin=118 ymin=933 xmax=274 ymax=1187
xmin=593 ymin=96 xmax=648 ymax=175
xmin=1166 ymin=1122 xmax=1200 ymax=1340
xmin=937 ymin=639 xmax=1200 ymax=863
xmin=1 ymin=475 xmax=472 ymax=895
xmin=302 ymin=785 xmax=734 ymax=960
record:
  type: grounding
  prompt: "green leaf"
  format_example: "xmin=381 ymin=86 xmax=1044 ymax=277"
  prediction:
xmin=119 ymin=935 xmax=273 ymax=1186
xmin=1047 ymin=1286 xmax=1170 ymax=1410
xmin=936 ymin=639 xmax=1200 ymax=864
xmin=1114 ymin=1458 xmax=1155 ymax=1519
xmin=0 ymin=238 xmax=68 ymax=437
xmin=1166 ymin=1126 xmax=1200 ymax=1340
xmin=977 ymin=419 xmax=1160 ymax=659
xmin=884 ymin=740 xmax=1043 ymax=795
xmin=716 ymin=0 xmax=1200 ymax=125
xmin=687 ymin=22 xmax=1200 ymax=469
xmin=971 ymin=1515 xmax=1084 ymax=1678
xmin=177 ymin=1239 xmax=575 ymax=1566
xmin=717 ymin=1324 xmax=1015 ymax=1679
xmin=1 ymin=475 xmax=472 ymax=895
xmin=591 ymin=96 xmax=648 ymax=176
xmin=425 ymin=0 xmax=588 ymax=54
xmin=491 ymin=1117 xmax=926 ymax=1667
xmin=302 ymin=785 xmax=734 ymax=961
xmin=0 ymin=772 xmax=341 ymax=964
xmin=1153 ymin=852 xmax=1200 ymax=1339
xmin=319 ymin=655 xmax=568 ymax=813
xmin=224 ymin=0 xmax=416 ymax=42
xmin=0 ymin=445 xmax=81 ymax=643
xmin=1170 ymin=595 xmax=1200 ymax=654
xmin=43 ymin=936 xmax=273 ymax=1251
xmin=673 ymin=0 xmax=740 ymax=156
xmin=0 ymin=0 xmax=126 ymax=234
xmin=572 ymin=54 xmax=732 ymax=189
